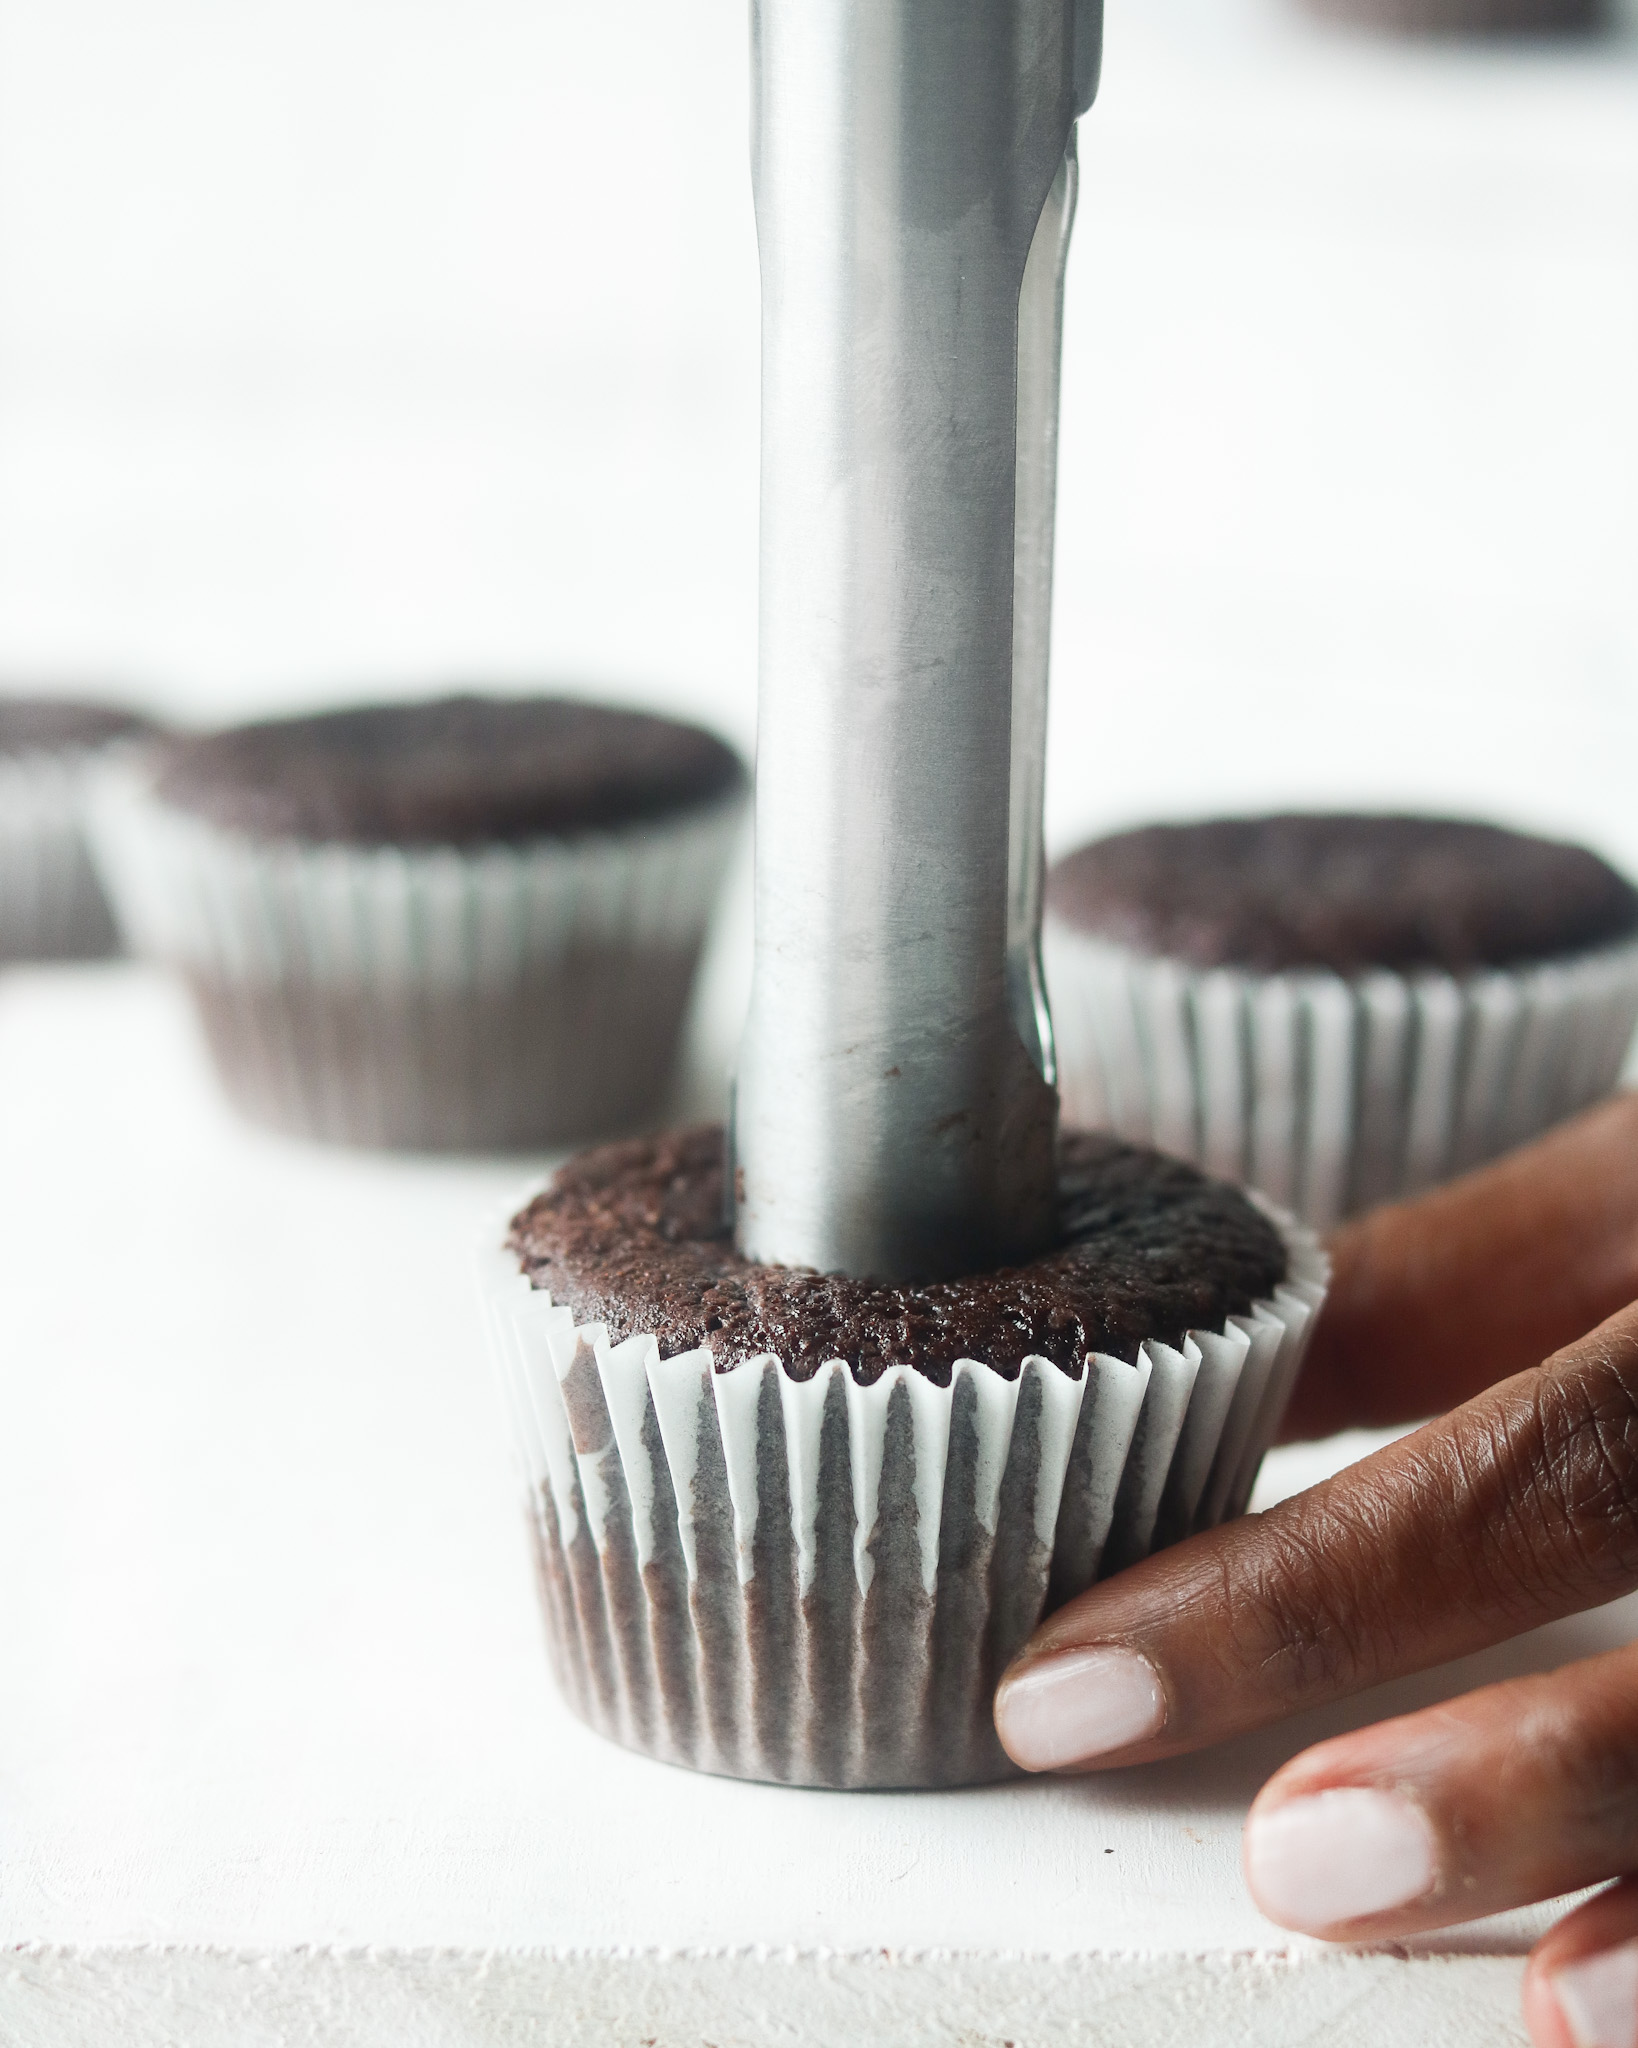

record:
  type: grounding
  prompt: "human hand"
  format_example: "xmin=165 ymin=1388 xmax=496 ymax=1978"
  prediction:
xmin=995 ymin=1092 xmax=1638 ymax=2048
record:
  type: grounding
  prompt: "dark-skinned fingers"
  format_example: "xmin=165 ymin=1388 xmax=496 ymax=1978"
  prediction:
xmin=1238 ymin=1639 xmax=1638 ymax=1940
xmin=994 ymin=1301 xmax=1638 ymax=1774
xmin=1526 ymin=1877 xmax=1638 ymax=2048
xmin=1284 ymin=1091 xmax=1638 ymax=1442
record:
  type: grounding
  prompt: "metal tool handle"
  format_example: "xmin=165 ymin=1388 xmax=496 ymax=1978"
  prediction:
xmin=733 ymin=0 xmax=1093 ymax=1283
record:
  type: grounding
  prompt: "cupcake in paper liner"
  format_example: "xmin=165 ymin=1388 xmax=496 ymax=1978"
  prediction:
xmin=1044 ymin=814 xmax=1638 ymax=1231
xmin=1296 ymin=0 xmax=1600 ymax=37
xmin=0 ymin=695 xmax=162 ymax=962
xmin=482 ymin=1124 xmax=1327 ymax=1790
xmin=89 ymin=695 xmax=746 ymax=1151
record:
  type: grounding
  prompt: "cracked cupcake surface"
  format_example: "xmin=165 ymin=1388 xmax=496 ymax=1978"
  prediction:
xmin=506 ymin=1123 xmax=1288 ymax=1385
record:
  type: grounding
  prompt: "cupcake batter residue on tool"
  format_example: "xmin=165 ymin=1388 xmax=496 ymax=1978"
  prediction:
xmin=507 ymin=1125 xmax=1289 ymax=1385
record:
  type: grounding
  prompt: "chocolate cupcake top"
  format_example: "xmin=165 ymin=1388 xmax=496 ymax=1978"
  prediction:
xmin=1048 ymin=813 xmax=1638 ymax=976
xmin=0 ymin=696 xmax=158 ymax=757
xmin=507 ymin=1124 xmax=1289 ymax=1385
xmin=153 ymin=695 xmax=746 ymax=847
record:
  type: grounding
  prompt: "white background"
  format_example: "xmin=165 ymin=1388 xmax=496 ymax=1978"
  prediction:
xmin=1 ymin=0 xmax=1634 ymax=843
xmin=2 ymin=0 xmax=1637 ymax=1063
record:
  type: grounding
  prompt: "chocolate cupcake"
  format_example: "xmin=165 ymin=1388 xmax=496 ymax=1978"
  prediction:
xmin=1046 ymin=814 xmax=1638 ymax=1227
xmin=1297 ymin=0 xmax=1600 ymax=36
xmin=0 ymin=695 xmax=160 ymax=961
xmin=92 ymin=695 xmax=746 ymax=1149
xmin=483 ymin=1124 xmax=1326 ymax=1788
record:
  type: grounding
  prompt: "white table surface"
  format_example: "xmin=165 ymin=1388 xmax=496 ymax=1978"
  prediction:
xmin=2 ymin=963 xmax=1633 ymax=2046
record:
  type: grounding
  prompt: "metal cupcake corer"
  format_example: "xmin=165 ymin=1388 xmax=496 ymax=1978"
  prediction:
xmin=733 ymin=0 xmax=1102 ymax=1283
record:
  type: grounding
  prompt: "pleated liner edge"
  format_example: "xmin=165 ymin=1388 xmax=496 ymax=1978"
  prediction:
xmin=1046 ymin=919 xmax=1638 ymax=1230
xmin=479 ymin=1206 xmax=1328 ymax=1789
xmin=86 ymin=762 xmax=745 ymax=1148
xmin=0 ymin=747 xmax=128 ymax=960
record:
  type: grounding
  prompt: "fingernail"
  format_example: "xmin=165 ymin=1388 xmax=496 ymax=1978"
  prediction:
xmin=1245 ymin=1788 xmax=1436 ymax=1933
xmin=1551 ymin=1942 xmax=1638 ymax=2048
xmin=995 ymin=1647 xmax=1166 ymax=1770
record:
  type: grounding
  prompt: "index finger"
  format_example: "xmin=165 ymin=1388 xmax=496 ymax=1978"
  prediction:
xmin=995 ymin=1299 xmax=1638 ymax=1774
xmin=1285 ymin=1090 xmax=1638 ymax=1442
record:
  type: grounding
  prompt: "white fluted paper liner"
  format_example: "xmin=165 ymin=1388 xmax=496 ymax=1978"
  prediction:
xmin=0 ymin=748 xmax=130 ymax=959
xmin=479 ymin=1205 xmax=1327 ymax=1789
xmin=88 ymin=762 xmax=744 ymax=1149
xmin=1045 ymin=917 xmax=1638 ymax=1230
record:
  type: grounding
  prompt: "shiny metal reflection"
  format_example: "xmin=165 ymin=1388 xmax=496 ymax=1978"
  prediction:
xmin=733 ymin=0 xmax=1099 ymax=1282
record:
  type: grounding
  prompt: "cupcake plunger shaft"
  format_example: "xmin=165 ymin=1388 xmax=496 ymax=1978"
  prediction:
xmin=733 ymin=0 xmax=1100 ymax=1282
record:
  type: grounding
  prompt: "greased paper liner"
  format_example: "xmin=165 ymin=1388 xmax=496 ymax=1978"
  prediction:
xmin=479 ymin=1206 xmax=1327 ymax=1789
xmin=88 ymin=762 xmax=744 ymax=1149
xmin=1045 ymin=918 xmax=1638 ymax=1230
xmin=0 ymin=748 xmax=129 ymax=959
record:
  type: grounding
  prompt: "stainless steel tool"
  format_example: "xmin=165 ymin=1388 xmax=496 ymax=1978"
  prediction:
xmin=733 ymin=0 xmax=1101 ymax=1283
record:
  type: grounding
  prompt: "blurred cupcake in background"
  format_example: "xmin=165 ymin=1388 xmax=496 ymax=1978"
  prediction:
xmin=1045 ymin=813 xmax=1638 ymax=1229
xmin=92 ymin=694 xmax=745 ymax=1150
xmin=0 ymin=695 xmax=162 ymax=962
xmin=1297 ymin=0 xmax=1601 ymax=33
